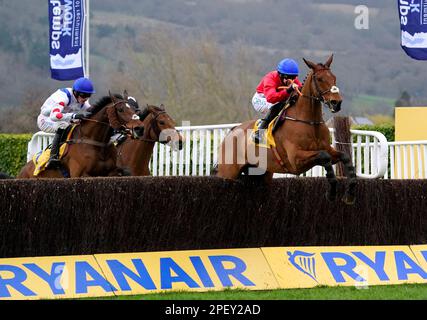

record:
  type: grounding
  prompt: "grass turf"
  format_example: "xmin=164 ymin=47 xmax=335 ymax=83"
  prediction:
xmin=94 ymin=284 xmax=427 ymax=300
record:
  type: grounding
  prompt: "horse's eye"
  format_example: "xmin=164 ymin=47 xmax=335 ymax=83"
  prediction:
xmin=118 ymin=108 xmax=124 ymax=112
xmin=318 ymin=78 xmax=323 ymax=82
xmin=159 ymin=121 xmax=165 ymax=125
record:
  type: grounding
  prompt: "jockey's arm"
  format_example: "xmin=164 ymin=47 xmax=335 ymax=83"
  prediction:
xmin=48 ymin=102 xmax=72 ymax=122
xmin=263 ymin=81 xmax=292 ymax=104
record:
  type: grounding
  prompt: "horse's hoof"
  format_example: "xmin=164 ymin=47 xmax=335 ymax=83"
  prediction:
xmin=342 ymin=194 xmax=356 ymax=205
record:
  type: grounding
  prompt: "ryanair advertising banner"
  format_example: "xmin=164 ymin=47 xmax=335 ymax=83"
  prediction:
xmin=0 ymin=255 xmax=115 ymax=300
xmin=48 ymin=0 xmax=85 ymax=80
xmin=0 ymin=249 xmax=278 ymax=300
xmin=398 ymin=0 xmax=427 ymax=60
xmin=262 ymin=246 xmax=427 ymax=289
xmin=0 ymin=246 xmax=426 ymax=299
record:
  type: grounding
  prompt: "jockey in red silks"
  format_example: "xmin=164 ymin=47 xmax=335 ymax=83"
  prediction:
xmin=251 ymin=58 xmax=303 ymax=143
xmin=37 ymin=77 xmax=95 ymax=169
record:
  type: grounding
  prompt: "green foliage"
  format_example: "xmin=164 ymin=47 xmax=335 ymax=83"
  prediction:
xmin=352 ymin=124 xmax=395 ymax=142
xmin=0 ymin=134 xmax=31 ymax=176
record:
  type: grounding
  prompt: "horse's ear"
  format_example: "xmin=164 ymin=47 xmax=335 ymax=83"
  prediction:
xmin=303 ymin=58 xmax=316 ymax=70
xmin=159 ymin=103 xmax=165 ymax=111
xmin=123 ymin=90 xmax=129 ymax=100
xmin=109 ymin=90 xmax=118 ymax=103
xmin=325 ymin=54 xmax=334 ymax=68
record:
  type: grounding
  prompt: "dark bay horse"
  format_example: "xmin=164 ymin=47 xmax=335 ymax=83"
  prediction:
xmin=116 ymin=104 xmax=184 ymax=176
xmin=18 ymin=91 xmax=145 ymax=178
xmin=215 ymin=55 xmax=356 ymax=204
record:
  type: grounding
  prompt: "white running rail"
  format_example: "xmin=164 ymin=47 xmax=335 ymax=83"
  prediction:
xmin=385 ymin=140 xmax=427 ymax=179
xmin=27 ymin=124 xmax=390 ymax=179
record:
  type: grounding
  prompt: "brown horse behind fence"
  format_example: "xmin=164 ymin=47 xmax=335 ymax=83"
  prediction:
xmin=116 ymin=104 xmax=183 ymax=176
xmin=215 ymin=55 xmax=357 ymax=204
xmin=18 ymin=91 xmax=145 ymax=178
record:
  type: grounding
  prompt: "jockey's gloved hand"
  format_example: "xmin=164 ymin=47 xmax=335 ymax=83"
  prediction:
xmin=72 ymin=111 xmax=92 ymax=120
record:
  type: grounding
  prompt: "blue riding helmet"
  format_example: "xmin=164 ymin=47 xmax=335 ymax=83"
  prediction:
xmin=72 ymin=77 xmax=96 ymax=94
xmin=277 ymin=59 xmax=299 ymax=76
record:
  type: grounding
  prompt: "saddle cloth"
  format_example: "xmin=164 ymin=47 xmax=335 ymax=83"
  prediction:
xmin=32 ymin=125 xmax=77 ymax=176
xmin=32 ymin=144 xmax=68 ymax=176
xmin=251 ymin=116 xmax=278 ymax=149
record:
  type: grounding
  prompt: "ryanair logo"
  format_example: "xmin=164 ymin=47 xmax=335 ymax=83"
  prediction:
xmin=287 ymin=251 xmax=318 ymax=282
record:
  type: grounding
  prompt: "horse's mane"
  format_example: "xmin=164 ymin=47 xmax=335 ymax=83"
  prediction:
xmin=141 ymin=104 xmax=165 ymax=114
xmin=90 ymin=94 xmax=123 ymax=114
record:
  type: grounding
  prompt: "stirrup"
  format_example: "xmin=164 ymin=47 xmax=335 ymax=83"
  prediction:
xmin=252 ymin=130 xmax=262 ymax=143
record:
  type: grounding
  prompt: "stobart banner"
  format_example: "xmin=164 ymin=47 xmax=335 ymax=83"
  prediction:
xmin=1 ymin=246 xmax=427 ymax=299
xmin=398 ymin=0 xmax=427 ymax=60
xmin=48 ymin=0 xmax=85 ymax=80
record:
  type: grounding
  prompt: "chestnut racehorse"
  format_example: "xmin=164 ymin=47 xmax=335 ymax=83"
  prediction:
xmin=215 ymin=55 xmax=356 ymax=204
xmin=18 ymin=91 xmax=145 ymax=178
xmin=116 ymin=104 xmax=184 ymax=176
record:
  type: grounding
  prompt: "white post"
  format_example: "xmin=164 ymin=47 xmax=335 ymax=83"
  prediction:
xmin=84 ymin=0 xmax=90 ymax=77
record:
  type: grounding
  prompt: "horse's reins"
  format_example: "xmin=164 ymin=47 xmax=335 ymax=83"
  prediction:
xmin=270 ymin=69 xmax=338 ymax=166
xmin=67 ymin=100 xmax=134 ymax=148
xmin=281 ymin=68 xmax=339 ymax=126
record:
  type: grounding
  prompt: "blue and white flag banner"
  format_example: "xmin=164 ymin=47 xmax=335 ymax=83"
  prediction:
xmin=398 ymin=0 xmax=427 ymax=60
xmin=49 ymin=0 xmax=85 ymax=80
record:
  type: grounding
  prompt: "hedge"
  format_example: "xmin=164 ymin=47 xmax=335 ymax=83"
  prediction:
xmin=352 ymin=124 xmax=395 ymax=142
xmin=0 ymin=177 xmax=426 ymax=258
xmin=0 ymin=134 xmax=32 ymax=177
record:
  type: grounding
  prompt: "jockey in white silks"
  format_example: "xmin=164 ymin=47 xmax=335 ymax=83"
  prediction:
xmin=37 ymin=77 xmax=95 ymax=169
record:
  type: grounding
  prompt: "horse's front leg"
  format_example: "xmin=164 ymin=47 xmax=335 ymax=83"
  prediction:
xmin=292 ymin=150 xmax=337 ymax=202
xmin=328 ymin=147 xmax=357 ymax=205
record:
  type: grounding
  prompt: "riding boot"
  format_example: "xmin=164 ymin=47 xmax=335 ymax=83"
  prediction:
xmin=252 ymin=102 xmax=284 ymax=143
xmin=46 ymin=128 xmax=65 ymax=169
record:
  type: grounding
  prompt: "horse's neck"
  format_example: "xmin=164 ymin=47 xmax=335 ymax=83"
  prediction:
xmin=126 ymin=139 xmax=155 ymax=175
xmin=294 ymin=73 xmax=324 ymax=122
xmin=78 ymin=109 xmax=111 ymax=142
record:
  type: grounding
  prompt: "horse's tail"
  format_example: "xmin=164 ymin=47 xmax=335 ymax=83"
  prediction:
xmin=0 ymin=172 xmax=14 ymax=179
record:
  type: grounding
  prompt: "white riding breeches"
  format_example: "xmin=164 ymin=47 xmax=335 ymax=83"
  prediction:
xmin=252 ymin=92 xmax=273 ymax=114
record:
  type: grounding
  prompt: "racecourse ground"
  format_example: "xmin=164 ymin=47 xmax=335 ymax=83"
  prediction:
xmin=93 ymin=284 xmax=427 ymax=300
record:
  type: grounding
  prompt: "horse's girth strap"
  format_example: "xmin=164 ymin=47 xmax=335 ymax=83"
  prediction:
xmin=67 ymin=139 xmax=112 ymax=148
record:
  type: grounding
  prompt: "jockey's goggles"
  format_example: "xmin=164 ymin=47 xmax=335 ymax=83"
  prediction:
xmin=283 ymin=74 xmax=297 ymax=80
xmin=77 ymin=92 xmax=92 ymax=99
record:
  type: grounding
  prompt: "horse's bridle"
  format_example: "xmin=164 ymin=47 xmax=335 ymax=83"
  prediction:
xmin=111 ymin=100 xmax=145 ymax=139
xmin=282 ymin=69 xmax=340 ymax=126
xmin=138 ymin=109 xmax=169 ymax=144
xmin=68 ymin=99 xmax=141 ymax=147
xmin=302 ymin=68 xmax=340 ymax=104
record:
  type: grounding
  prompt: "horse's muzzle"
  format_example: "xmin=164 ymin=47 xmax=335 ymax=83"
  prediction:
xmin=168 ymin=140 xmax=184 ymax=151
xmin=328 ymin=100 xmax=342 ymax=113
